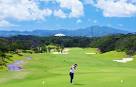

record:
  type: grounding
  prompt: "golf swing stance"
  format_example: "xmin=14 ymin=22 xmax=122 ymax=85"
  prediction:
xmin=69 ymin=64 xmax=78 ymax=83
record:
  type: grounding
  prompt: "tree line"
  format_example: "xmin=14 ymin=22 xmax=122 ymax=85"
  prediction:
xmin=0 ymin=33 xmax=136 ymax=67
xmin=0 ymin=35 xmax=92 ymax=67
xmin=90 ymin=34 xmax=136 ymax=55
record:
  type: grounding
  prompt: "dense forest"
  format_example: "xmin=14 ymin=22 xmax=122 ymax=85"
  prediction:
xmin=0 ymin=33 xmax=136 ymax=67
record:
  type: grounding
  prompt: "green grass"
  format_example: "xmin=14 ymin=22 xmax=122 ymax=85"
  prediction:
xmin=0 ymin=48 xmax=136 ymax=87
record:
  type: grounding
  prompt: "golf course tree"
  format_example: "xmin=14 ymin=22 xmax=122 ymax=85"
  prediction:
xmin=39 ymin=44 xmax=64 ymax=53
xmin=6 ymin=35 xmax=93 ymax=48
xmin=90 ymin=35 xmax=120 ymax=53
xmin=0 ymin=33 xmax=136 ymax=56
xmin=32 ymin=45 xmax=47 ymax=53
xmin=56 ymin=45 xmax=64 ymax=53
xmin=47 ymin=45 xmax=58 ymax=53
xmin=0 ymin=52 xmax=12 ymax=67
xmin=53 ymin=34 xmax=65 ymax=53
xmin=8 ymin=35 xmax=43 ymax=51
xmin=90 ymin=34 xmax=136 ymax=55
xmin=9 ymin=42 xmax=21 ymax=54
xmin=0 ymin=38 xmax=12 ymax=67
xmin=41 ymin=45 xmax=48 ymax=53
xmin=32 ymin=44 xmax=63 ymax=53
xmin=32 ymin=47 xmax=41 ymax=53
xmin=0 ymin=38 xmax=10 ymax=53
xmin=60 ymin=45 xmax=64 ymax=53
xmin=115 ymin=35 xmax=136 ymax=56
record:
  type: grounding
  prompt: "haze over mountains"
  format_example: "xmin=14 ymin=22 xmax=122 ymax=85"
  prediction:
xmin=0 ymin=26 xmax=131 ymax=37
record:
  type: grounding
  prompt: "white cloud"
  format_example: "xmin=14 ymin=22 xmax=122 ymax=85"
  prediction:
xmin=0 ymin=0 xmax=84 ymax=20
xmin=54 ymin=9 xmax=67 ymax=18
xmin=94 ymin=0 xmax=136 ymax=17
xmin=0 ymin=20 xmax=17 ymax=27
xmin=59 ymin=0 xmax=84 ymax=18
xmin=40 ymin=0 xmax=84 ymax=18
xmin=0 ymin=0 xmax=52 ymax=21
xmin=0 ymin=0 xmax=85 ymax=27
xmin=0 ymin=0 xmax=53 ymax=27
xmin=76 ymin=19 xmax=82 ymax=23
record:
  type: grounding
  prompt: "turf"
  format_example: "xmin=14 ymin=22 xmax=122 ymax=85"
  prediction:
xmin=0 ymin=48 xmax=136 ymax=87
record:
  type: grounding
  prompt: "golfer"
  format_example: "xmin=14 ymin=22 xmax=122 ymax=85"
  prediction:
xmin=69 ymin=64 xmax=78 ymax=83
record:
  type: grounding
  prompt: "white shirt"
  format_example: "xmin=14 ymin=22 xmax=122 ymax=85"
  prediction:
xmin=70 ymin=66 xmax=75 ymax=73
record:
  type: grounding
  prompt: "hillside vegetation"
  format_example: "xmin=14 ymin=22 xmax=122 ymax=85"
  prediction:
xmin=0 ymin=34 xmax=136 ymax=67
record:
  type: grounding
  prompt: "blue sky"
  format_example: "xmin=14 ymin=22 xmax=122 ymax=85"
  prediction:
xmin=0 ymin=0 xmax=136 ymax=31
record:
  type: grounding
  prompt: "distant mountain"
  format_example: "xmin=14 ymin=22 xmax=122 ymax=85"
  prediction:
xmin=0 ymin=26 xmax=131 ymax=37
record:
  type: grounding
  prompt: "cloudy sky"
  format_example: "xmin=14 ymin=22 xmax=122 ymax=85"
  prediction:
xmin=0 ymin=0 xmax=136 ymax=31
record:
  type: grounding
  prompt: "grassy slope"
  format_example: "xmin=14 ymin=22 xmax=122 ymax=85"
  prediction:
xmin=0 ymin=48 xmax=136 ymax=87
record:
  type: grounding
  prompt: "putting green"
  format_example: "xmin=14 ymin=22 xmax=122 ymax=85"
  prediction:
xmin=0 ymin=48 xmax=136 ymax=87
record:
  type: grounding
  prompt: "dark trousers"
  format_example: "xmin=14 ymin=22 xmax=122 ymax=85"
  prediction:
xmin=69 ymin=72 xmax=74 ymax=83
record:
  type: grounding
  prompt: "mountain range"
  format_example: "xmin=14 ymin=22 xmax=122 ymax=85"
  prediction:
xmin=0 ymin=26 xmax=131 ymax=37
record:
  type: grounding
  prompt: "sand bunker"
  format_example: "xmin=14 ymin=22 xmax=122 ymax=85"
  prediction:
xmin=113 ymin=58 xmax=133 ymax=63
xmin=52 ymin=52 xmax=68 ymax=54
xmin=52 ymin=48 xmax=69 ymax=54
xmin=63 ymin=48 xmax=70 ymax=52
xmin=85 ymin=53 xmax=96 ymax=54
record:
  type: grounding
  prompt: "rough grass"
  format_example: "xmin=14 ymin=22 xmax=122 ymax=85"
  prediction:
xmin=0 ymin=48 xmax=136 ymax=87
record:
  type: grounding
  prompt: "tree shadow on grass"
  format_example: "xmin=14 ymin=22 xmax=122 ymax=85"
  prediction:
xmin=73 ymin=83 xmax=86 ymax=86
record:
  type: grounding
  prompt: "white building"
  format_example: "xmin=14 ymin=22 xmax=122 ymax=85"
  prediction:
xmin=54 ymin=33 xmax=66 ymax=37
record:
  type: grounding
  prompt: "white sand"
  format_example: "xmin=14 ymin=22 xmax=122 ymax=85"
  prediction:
xmin=63 ymin=48 xmax=70 ymax=52
xmin=85 ymin=53 xmax=96 ymax=54
xmin=52 ymin=48 xmax=70 ymax=54
xmin=113 ymin=58 xmax=133 ymax=63
xmin=52 ymin=52 xmax=68 ymax=54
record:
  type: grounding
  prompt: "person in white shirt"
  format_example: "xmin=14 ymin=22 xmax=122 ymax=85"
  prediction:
xmin=69 ymin=64 xmax=78 ymax=83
